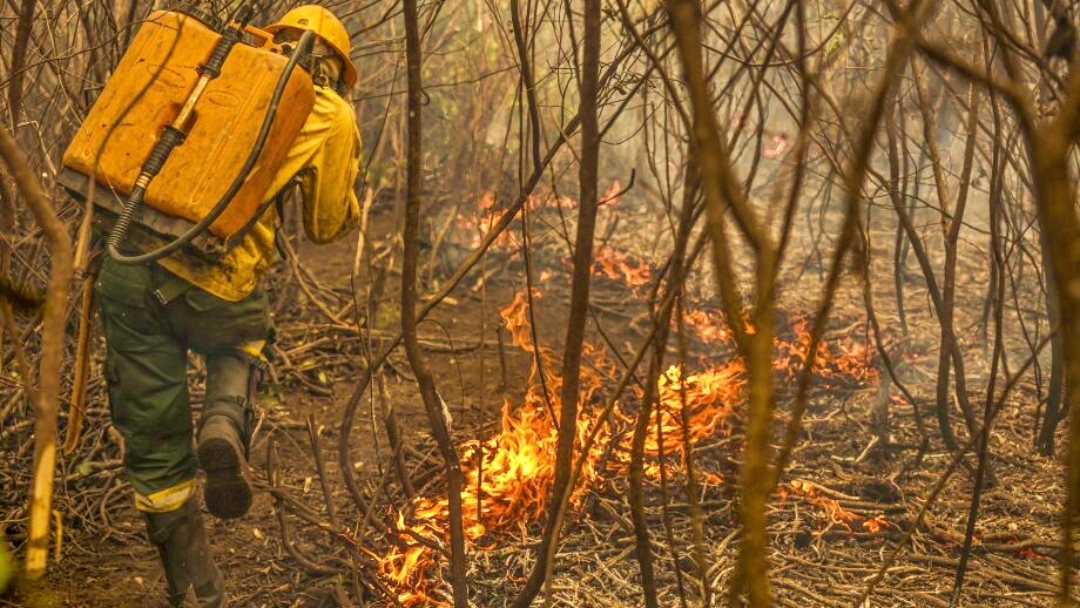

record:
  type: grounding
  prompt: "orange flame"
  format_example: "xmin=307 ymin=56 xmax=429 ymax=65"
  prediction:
xmin=377 ymin=289 xmax=613 ymax=601
xmin=786 ymin=480 xmax=892 ymax=534
xmin=376 ymin=257 xmax=881 ymax=603
xmin=593 ymin=245 xmax=652 ymax=287
xmin=458 ymin=191 xmax=583 ymax=250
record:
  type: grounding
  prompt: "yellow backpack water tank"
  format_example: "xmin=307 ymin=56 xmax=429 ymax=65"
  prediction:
xmin=61 ymin=9 xmax=315 ymax=255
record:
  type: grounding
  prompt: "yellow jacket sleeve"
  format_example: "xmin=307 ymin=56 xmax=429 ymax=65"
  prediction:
xmin=269 ymin=85 xmax=362 ymax=243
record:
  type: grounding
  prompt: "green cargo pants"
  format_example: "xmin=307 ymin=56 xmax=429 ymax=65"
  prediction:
xmin=95 ymin=257 xmax=272 ymax=512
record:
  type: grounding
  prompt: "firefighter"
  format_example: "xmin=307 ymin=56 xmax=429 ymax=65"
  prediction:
xmin=93 ymin=6 xmax=360 ymax=606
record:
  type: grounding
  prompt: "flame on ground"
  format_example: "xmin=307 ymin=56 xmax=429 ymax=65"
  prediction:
xmin=593 ymin=244 xmax=651 ymax=287
xmin=376 ymin=288 xmax=613 ymax=605
xmin=374 ymin=255 xmax=880 ymax=605
xmin=782 ymin=480 xmax=892 ymax=534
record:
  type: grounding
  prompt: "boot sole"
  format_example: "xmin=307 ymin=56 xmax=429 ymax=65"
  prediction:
xmin=198 ymin=437 xmax=251 ymax=520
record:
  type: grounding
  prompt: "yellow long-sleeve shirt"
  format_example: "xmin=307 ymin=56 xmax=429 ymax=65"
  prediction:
xmin=144 ymin=85 xmax=361 ymax=302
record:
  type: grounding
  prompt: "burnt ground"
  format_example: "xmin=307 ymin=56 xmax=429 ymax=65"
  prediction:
xmin=0 ymin=199 xmax=1071 ymax=608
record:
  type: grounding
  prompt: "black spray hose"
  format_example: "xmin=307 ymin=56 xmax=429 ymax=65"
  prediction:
xmin=107 ymin=26 xmax=315 ymax=265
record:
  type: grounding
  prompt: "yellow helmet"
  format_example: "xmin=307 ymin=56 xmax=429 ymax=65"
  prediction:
xmin=265 ymin=5 xmax=356 ymax=88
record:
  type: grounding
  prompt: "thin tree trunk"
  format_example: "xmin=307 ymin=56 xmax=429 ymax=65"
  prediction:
xmin=629 ymin=358 xmax=661 ymax=608
xmin=0 ymin=176 xmax=13 ymax=352
xmin=379 ymin=375 xmax=416 ymax=499
xmin=399 ymin=0 xmax=468 ymax=604
xmin=0 ymin=124 xmax=74 ymax=580
xmin=1038 ymin=244 xmax=1065 ymax=455
xmin=8 ymin=0 xmax=37 ymax=126
xmin=510 ymin=0 xmax=542 ymax=177
xmin=666 ymin=2 xmax=769 ymax=604
xmin=541 ymin=1 xmax=601 ymax=603
xmin=1027 ymin=121 xmax=1080 ymax=607
xmin=950 ymin=86 xmax=1003 ymax=608
xmin=914 ymin=66 xmax=979 ymax=450
xmin=1011 ymin=36 xmax=1080 ymax=601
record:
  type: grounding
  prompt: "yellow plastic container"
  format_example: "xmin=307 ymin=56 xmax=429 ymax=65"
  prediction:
xmin=62 ymin=10 xmax=315 ymax=244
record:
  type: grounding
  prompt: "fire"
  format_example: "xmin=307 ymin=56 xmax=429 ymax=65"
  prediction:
xmin=601 ymin=178 xmax=623 ymax=205
xmin=862 ymin=514 xmax=891 ymax=534
xmin=456 ymin=191 xmax=515 ymax=250
xmin=593 ymin=244 xmax=652 ymax=287
xmin=616 ymin=363 xmax=744 ymax=482
xmin=374 ymin=243 xmax=881 ymax=603
xmin=684 ymin=308 xmax=878 ymax=386
xmin=684 ymin=309 xmax=734 ymax=343
xmin=787 ymin=479 xmax=860 ymax=529
xmin=457 ymin=190 xmax=583 ymax=250
xmin=786 ymin=479 xmax=892 ymax=534
xmin=763 ymin=132 xmax=790 ymax=159
xmin=1018 ymin=547 xmax=1044 ymax=560
xmin=376 ymin=289 xmax=614 ymax=601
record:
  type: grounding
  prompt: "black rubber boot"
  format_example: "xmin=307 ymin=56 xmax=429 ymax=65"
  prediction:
xmin=198 ymin=354 xmax=254 ymax=520
xmin=145 ymin=499 xmax=227 ymax=607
